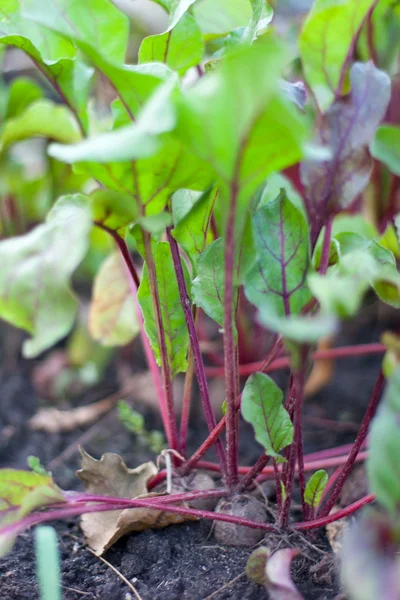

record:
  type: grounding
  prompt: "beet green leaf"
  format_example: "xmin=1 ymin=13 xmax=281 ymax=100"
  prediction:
xmin=301 ymin=61 xmax=391 ymax=243
xmin=22 ymin=0 xmax=129 ymax=63
xmin=0 ymin=2 xmax=93 ymax=131
xmin=1 ymin=100 xmax=81 ymax=151
xmin=304 ymin=470 xmax=328 ymax=509
xmin=244 ymin=189 xmax=334 ymax=342
xmin=0 ymin=195 xmax=92 ymax=357
xmin=137 ymin=241 xmax=190 ymax=375
xmin=371 ymin=125 xmax=400 ymax=176
xmin=299 ymin=0 xmax=378 ymax=111
xmin=368 ymin=367 xmax=400 ymax=517
xmin=176 ymin=38 xmax=308 ymax=238
xmin=139 ymin=13 xmax=204 ymax=76
xmin=172 ymin=187 xmax=217 ymax=270
xmin=309 ymin=233 xmax=400 ymax=317
xmin=241 ymin=372 xmax=293 ymax=461
xmin=0 ymin=469 xmax=65 ymax=558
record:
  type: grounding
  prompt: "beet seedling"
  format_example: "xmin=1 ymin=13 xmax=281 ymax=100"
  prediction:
xmin=0 ymin=0 xmax=399 ymax=587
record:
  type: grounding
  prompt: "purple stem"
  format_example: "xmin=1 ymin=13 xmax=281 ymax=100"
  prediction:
xmin=318 ymin=370 xmax=385 ymax=518
xmin=335 ymin=0 xmax=380 ymax=100
xmin=319 ymin=215 xmax=333 ymax=275
xmin=94 ymin=222 xmax=172 ymax=446
xmin=236 ymin=454 xmax=271 ymax=493
xmin=167 ymin=230 xmax=226 ymax=474
xmin=224 ymin=178 xmax=240 ymax=489
xmin=280 ymin=364 xmax=307 ymax=528
xmin=142 ymin=229 xmax=180 ymax=454
xmin=179 ymin=345 xmax=194 ymax=457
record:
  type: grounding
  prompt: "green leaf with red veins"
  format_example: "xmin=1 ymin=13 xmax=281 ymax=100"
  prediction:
xmin=0 ymin=195 xmax=92 ymax=358
xmin=300 ymin=61 xmax=391 ymax=244
xmin=371 ymin=125 xmax=400 ymax=176
xmin=172 ymin=187 xmax=217 ymax=271
xmin=245 ymin=191 xmax=308 ymax=326
xmin=299 ymin=0 xmax=379 ymax=112
xmin=192 ymin=222 xmax=254 ymax=327
xmin=138 ymin=241 xmax=190 ymax=376
xmin=139 ymin=13 xmax=204 ymax=76
xmin=0 ymin=469 xmax=65 ymax=557
xmin=368 ymin=367 xmax=400 ymax=517
xmin=341 ymin=511 xmax=400 ymax=600
xmin=192 ymin=238 xmax=225 ymax=327
xmin=176 ymin=38 xmax=308 ymax=240
xmin=241 ymin=372 xmax=293 ymax=461
xmin=0 ymin=2 xmax=93 ymax=131
xmin=49 ymin=78 xmax=178 ymax=164
xmin=304 ymin=470 xmax=328 ymax=509
xmin=22 ymin=0 xmax=129 ymax=63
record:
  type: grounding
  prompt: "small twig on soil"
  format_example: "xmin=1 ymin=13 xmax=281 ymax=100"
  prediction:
xmin=61 ymin=586 xmax=93 ymax=597
xmin=203 ymin=572 xmax=246 ymax=600
xmin=86 ymin=547 xmax=144 ymax=600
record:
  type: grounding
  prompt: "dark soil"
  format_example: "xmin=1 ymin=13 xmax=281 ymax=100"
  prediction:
xmin=0 ymin=302 xmax=396 ymax=600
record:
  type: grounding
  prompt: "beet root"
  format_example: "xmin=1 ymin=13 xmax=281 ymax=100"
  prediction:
xmin=213 ymin=494 xmax=267 ymax=547
xmin=172 ymin=471 xmax=218 ymax=511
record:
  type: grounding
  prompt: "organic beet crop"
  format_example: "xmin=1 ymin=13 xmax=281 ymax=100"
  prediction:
xmin=1 ymin=1 xmax=400 ymax=599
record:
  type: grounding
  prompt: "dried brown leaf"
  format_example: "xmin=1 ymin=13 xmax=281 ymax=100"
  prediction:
xmin=304 ymin=336 xmax=334 ymax=397
xmin=77 ymin=450 xmax=196 ymax=555
xmin=29 ymin=397 xmax=115 ymax=433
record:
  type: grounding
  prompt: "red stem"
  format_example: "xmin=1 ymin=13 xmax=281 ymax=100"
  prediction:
xmin=294 ymin=494 xmax=374 ymax=531
xmin=183 ymin=339 xmax=283 ymax=474
xmin=236 ymin=454 xmax=271 ymax=493
xmin=318 ymin=371 xmax=385 ymax=518
xmin=94 ymin=223 xmax=171 ymax=444
xmin=179 ymin=346 xmax=194 ymax=457
xmin=4 ymin=490 xmax=374 ymax=544
xmin=167 ymin=230 xmax=226 ymax=473
xmin=319 ymin=216 xmax=333 ymax=275
xmin=223 ymin=178 xmax=240 ymax=489
xmin=142 ymin=228 xmax=180 ymax=454
xmin=279 ymin=362 xmax=306 ymax=528
xmin=205 ymin=343 xmax=386 ymax=377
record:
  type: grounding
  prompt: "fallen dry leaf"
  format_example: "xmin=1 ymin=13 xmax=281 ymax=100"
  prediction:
xmin=77 ymin=450 xmax=197 ymax=555
xmin=305 ymin=336 xmax=335 ymax=397
xmin=326 ymin=508 xmax=348 ymax=555
xmin=29 ymin=396 xmax=116 ymax=433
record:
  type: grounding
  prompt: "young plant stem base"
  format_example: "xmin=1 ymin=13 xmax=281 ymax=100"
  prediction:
xmin=167 ymin=230 xmax=226 ymax=473
xmin=182 ymin=338 xmax=283 ymax=475
xmin=94 ymin=223 xmax=171 ymax=444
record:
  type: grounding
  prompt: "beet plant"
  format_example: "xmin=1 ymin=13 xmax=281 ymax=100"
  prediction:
xmin=0 ymin=0 xmax=400 ymax=594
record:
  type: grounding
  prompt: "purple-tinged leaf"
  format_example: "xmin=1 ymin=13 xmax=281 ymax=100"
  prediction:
xmin=341 ymin=510 xmax=400 ymax=600
xmin=301 ymin=61 xmax=391 ymax=244
xmin=266 ymin=549 xmax=303 ymax=600
xmin=299 ymin=0 xmax=379 ymax=112
xmin=246 ymin=546 xmax=303 ymax=599
xmin=280 ymin=80 xmax=307 ymax=111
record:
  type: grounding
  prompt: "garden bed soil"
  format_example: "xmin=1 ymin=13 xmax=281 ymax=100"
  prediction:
xmin=0 ymin=303 xmax=395 ymax=600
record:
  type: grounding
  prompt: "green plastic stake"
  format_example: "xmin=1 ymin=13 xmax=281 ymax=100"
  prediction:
xmin=35 ymin=526 xmax=62 ymax=600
